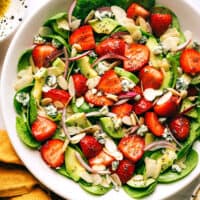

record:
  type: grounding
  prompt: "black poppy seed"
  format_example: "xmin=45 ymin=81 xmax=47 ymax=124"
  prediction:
xmin=11 ymin=16 xmax=14 ymax=19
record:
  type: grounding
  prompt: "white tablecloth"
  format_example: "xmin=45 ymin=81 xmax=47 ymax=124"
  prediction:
xmin=0 ymin=0 xmax=199 ymax=199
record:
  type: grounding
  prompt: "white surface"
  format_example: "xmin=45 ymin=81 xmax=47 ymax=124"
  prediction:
xmin=0 ymin=0 xmax=200 ymax=200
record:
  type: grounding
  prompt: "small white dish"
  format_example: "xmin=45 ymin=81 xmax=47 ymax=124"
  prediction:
xmin=0 ymin=0 xmax=28 ymax=42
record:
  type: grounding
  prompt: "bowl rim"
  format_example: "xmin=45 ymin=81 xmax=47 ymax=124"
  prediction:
xmin=1 ymin=0 xmax=200 ymax=199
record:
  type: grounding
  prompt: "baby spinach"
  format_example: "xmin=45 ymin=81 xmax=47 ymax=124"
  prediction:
xmin=16 ymin=114 xmax=41 ymax=149
xmin=52 ymin=22 xmax=69 ymax=39
xmin=158 ymin=149 xmax=198 ymax=183
xmin=17 ymin=49 xmax=32 ymax=72
xmin=44 ymin=12 xmax=67 ymax=26
xmin=79 ymin=179 xmax=111 ymax=196
xmin=123 ymin=182 xmax=157 ymax=199
xmin=56 ymin=165 xmax=72 ymax=179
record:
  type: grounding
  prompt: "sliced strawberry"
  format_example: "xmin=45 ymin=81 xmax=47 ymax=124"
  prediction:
xmin=89 ymin=150 xmax=114 ymax=167
xmin=139 ymin=66 xmax=163 ymax=89
xmin=43 ymin=89 xmax=70 ymax=105
xmin=154 ymin=92 xmax=179 ymax=117
xmin=145 ymin=112 xmax=165 ymax=137
xmin=115 ymin=159 xmax=135 ymax=184
xmin=72 ymin=74 xmax=88 ymax=97
xmin=31 ymin=116 xmax=57 ymax=142
xmin=80 ymin=135 xmax=103 ymax=159
xmin=133 ymin=98 xmax=153 ymax=115
xmin=97 ymin=70 xmax=122 ymax=94
xmin=111 ymin=103 xmax=133 ymax=118
xmin=32 ymin=44 xmax=57 ymax=68
xmin=127 ymin=3 xmax=150 ymax=19
xmin=169 ymin=116 xmax=190 ymax=141
xmin=180 ymin=48 xmax=200 ymax=75
xmin=124 ymin=44 xmax=150 ymax=72
xmin=40 ymin=139 xmax=65 ymax=168
xmin=132 ymin=85 xmax=143 ymax=97
xmin=85 ymin=90 xmax=114 ymax=106
xmin=69 ymin=25 xmax=95 ymax=51
xmin=150 ymin=13 xmax=172 ymax=37
xmin=118 ymin=135 xmax=145 ymax=163
xmin=95 ymin=38 xmax=125 ymax=56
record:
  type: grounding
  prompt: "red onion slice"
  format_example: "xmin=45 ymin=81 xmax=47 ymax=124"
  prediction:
xmin=68 ymin=50 xmax=92 ymax=61
xmin=118 ymin=92 xmax=138 ymax=100
xmin=75 ymin=152 xmax=111 ymax=175
xmin=180 ymin=104 xmax=197 ymax=115
xmin=91 ymin=54 xmax=128 ymax=68
xmin=144 ymin=140 xmax=177 ymax=152
xmin=176 ymin=38 xmax=192 ymax=52
xmin=68 ymin=0 xmax=77 ymax=29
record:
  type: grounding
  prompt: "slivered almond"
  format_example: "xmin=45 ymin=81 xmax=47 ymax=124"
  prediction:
xmin=130 ymin=113 xmax=137 ymax=126
xmin=57 ymin=75 xmax=68 ymax=90
xmin=70 ymin=133 xmax=86 ymax=144
xmin=110 ymin=173 xmax=122 ymax=187
xmin=41 ymin=97 xmax=52 ymax=106
xmin=122 ymin=116 xmax=132 ymax=126
xmin=54 ymin=101 xmax=64 ymax=109
xmin=106 ymin=93 xmax=118 ymax=101
xmin=68 ymin=76 xmax=75 ymax=97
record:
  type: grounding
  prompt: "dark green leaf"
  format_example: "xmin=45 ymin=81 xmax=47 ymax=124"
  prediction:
xmin=52 ymin=22 xmax=69 ymax=39
xmin=44 ymin=12 xmax=67 ymax=26
xmin=17 ymin=49 xmax=32 ymax=72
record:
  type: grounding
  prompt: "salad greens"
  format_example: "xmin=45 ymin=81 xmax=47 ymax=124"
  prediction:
xmin=13 ymin=0 xmax=200 ymax=199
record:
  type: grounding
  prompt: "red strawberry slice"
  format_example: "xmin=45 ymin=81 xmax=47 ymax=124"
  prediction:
xmin=43 ymin=89 xmax=70 ymax=105
xmin=97 ymin=70 xmax=122 ymax=94
xmin=115 ymin=159 xmax=135 ymax=184
xmin=169 ymin=116 xmax=190 ymax=141
xmin=180 ymin=48 xmax=200 ymax=76
xmin=139 ymin=66 xmax=164 ymax=89
xmin=32 ymin=44 xmax=57 ymax=68
xmin=150 ymin=13 xmax=172 ymax=37
xmin=31 ymin=116 xmax=57 ymax=142
xmin=72 ymin=74 xmax=88 ymax=97
xmin=132 ymin=85 xmax=143 ymax=97
xmin=40 ymin=139 xmax=65 ymax=168
xmin=133 ymin=98 xmax=153 ymax=115
xmin=111 ymin=103 xmax=133 ymax=118
xmin=145 ymin=112 xmax=165 ymax=137
xmin=95 ymin=38 xmax=125 ymax=56
xmin=89 ymin=150 xmax=115 ymax=167
xmin=69 ymin=25 xmax=95 ymax=51
xmin=127 ymin=3 xmax=150 ymax=19
xmin=118 ymin=135 xmax=145 ymax=163
xmin=124 ymin=44 xmax=150 ymax=72
xmin=85 ymin=90 xmax=114 ymax=106
xmin=80 ymin=135 xmax=103 ymax=159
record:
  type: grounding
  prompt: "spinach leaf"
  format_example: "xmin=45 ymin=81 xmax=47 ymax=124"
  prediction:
xmin=123 ymin=182 xmax=157 ymax=199
xmin=44 ymin=12 xmax=67 ymax=26
xmin=17 ymin=49 xmax=32 ymax=72
xmin=158 ymin=149 xmax=198 ymax=183
xmin=16 ymin=114 xmax=41 ymax=149
xmin=56 ymin=164 xmax=71 ymax=179
xmin=52 ymin=22 xmax=69 ymax=39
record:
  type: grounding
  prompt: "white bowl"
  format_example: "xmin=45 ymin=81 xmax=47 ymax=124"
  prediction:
xmin=1 ymin=0 xmax=200 ymax=199
xmin=0 ymin=0 xmax=28 ymax=42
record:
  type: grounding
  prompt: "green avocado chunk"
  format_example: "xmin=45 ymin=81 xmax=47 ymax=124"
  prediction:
xmin=100 ymin=117 xmax=125 ymax=139
xmin=160 ymin=70 xmax=173 ymax=89
xmin=180 ymin=99 xmax=198 ymax=118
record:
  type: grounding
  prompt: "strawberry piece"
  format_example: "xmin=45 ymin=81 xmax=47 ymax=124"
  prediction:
xmin=127 ymin=3 xmax=150 ymax=19
xmin=85 ymin=90 xmax=114 ymax=106
xmin=43 ymin=89 xmax=70 ymax=105
xmin=118 ymin=135 xmax=145 ymax=163
xmin=139 ymin=66 xmax=163 ymax=89
xmin=89 ymin=150 xmax=115 ymax=167
xmin=111 ymin=103 xmax=133 ymax=118
xmin=69 ymin=25 xmax=95 ymax=51
xmin=132 ymin=85 xmax=143 ymax=97
xmin=40 ymin=139 xmax=65 ymax=168
xmin=180 ymin=48 xmax=200 ymax=75
xmin=115 ymin=159 xmax=135 ymax=184
xmin=124 ymin=44 xmax=150 ymax=72
xmin=150 ymin=13 xmax=172 ymax=37
xmin=145 ymin=112 xmax=165 ymax=137
xmin=169 ymin=116 xmax=190 ymax=141
xmin=80 ymin=135 xmax=103 ymax=159
xmin=31 ymin=116 xmax=57 ymax=142
xmin=154 ymin=92 xmax=179 ymax=117
xmin=72 ymin=74 xmax=88 ymax=97
xmin=133 ymin=98 xmax=153 ymax=115
xmin=97 ymin=70 xmax=122 ymax=94
xmin=32 ymin=44 xmax=57 ymax=68
xmin=95 ymin=38 xmax=125 ymax=56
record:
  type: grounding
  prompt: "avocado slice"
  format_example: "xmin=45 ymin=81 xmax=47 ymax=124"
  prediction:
xmin=65 ymin=146 xmax=86 ymax=181
xmin=180 ymin=99 xmax=198 ymax=118
xmin=66 ymin=113 xmax=91 ymax=128
xmin=76 ymin=56 xmax=98 ymax=78
xmin=100 ymin=117 xmax=125 ymax=139
xmin=47 ymin=58 xmax=65 ymax=76
xmin=89 ymin=18 xmax=118 ymax=35
xmin=146 ymin=37 xmax=163 ymax=68
xmin=160 ymin=71 xmax=173 ymax=89
xmin=114 ymin=67 xmax=139 ymax=84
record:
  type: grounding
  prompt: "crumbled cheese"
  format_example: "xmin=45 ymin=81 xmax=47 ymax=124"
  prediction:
xmin=16 ymin=92 xmax=30 ymax=106
xmin=96 ymin=62 xmax=109 ymax=75
xmin=112 ymin=116 xmax=122 ymax=129
xmin=46 ymin=75 xmax=57 ymax=87
xmin=162 ymin=128 xmax=173 ymax=142
xmin=94 ymin=10 xmax=114 ymax=21
xmin=75 ymin=97 xmax=85 ymax=108
xmin=175 ymin=75 xmax=191 ymax=91
xmin=90 ymin=88 xmax=97 ymax=94
xmin=171 ymin=164 xmax=182 ymax=173
xmin=52 ymin=38 xmax=62 ymax=48
xmin=136 ymin=125 xmax=148 ymax=136
xmin=44 ymin=104 xmax=58 ymax=117
xmin=121 ymin=79 xmax=135 ymax=92
xmin=111 ymin=160 xmax=119 ymax=171
xmin=33 ymin=35 xmax=46 ymax=44
xmin=143 ymin=88 xmax=163 ymax=102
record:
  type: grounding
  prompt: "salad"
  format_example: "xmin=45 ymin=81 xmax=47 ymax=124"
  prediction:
xmin=14 ymin=0 xmax=200 ymax=199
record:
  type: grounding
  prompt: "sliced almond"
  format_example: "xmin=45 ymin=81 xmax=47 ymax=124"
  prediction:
xmin=100 ymin=176 xmax=112 ymax=188
xmin=75 ymin=97 xmax=84 ymax=108
xmin=86 ymin=76 xmax=101 ymax=89
xmin=91 ymin=174 xmax=102 ymax=186
xmin=130 ymin=113 xmax=137 ymax=126
xmin=91 ymin=165 xmax=106 ymax=171
xmin=67 ymin=126 xmax=83 ymax=136
xmin=106 ymin=93 xmax=118 ymax=101
xmin=82 ymin=125 xmax=101 ymax=134
xmin=80 ymin=171 xmax=93 ymax=183
xmin=70 ymin=133 xmax=86 ymax=144
xmin=68 ymin=76 xmax=75 ymax=97
xmin=41 ymin=97 xmax=52 ymax=106
xmin=53 ymin=101 xmax=64 ymax=109
xmin=57 ymin=75 xmax=68 ymax=90
xmin=122 ymin=116 xmax=133 ymax=126
xmin=110 ymin=173 xmax=122 ymax=187
xmin=70 ymin=19 xmax=81 ymax=31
